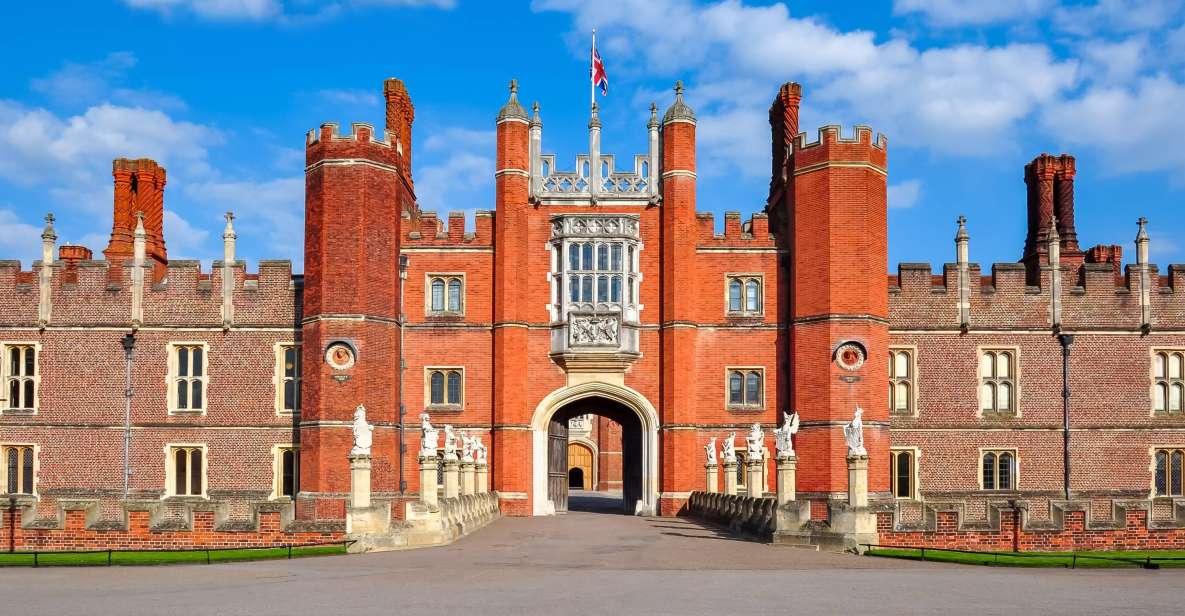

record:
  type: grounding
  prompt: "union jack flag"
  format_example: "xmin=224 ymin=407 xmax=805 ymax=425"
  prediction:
xmin=591 ymin=43 xmax=608 ymax=96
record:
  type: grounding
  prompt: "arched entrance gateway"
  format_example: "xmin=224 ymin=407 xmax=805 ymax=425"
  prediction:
xmin=531 ymin=382 xmax=659 ymax=516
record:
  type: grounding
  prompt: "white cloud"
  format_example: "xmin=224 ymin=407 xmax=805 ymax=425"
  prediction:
xmin=1053 ymin=0 xmax=1182 ymax=36
xmin=893 ymin=0 xmax=1052 ymax=27
xmin=536 ymin=0 xmax=1079 ymax=179
xmin=163 ymin=209 xmax=210 ymax=259
xmin=123 ymin=0 xmax=453 ymax=21
xmin=0 ymin=210 xmax=45 ymax=261
xmin=317 ymin=89 xmax=381 ymax=108
xmin=1076 ymin=36 xmax=1147 ymax=84
xmin=30 ymin=52 xmax=187 ymax=112
xmin=1043 ymin=74 xmax=1185 ymax=175
xmin=123 ymin=0 xmax=282 ymax=20
xmin=0 ymin=101 xmax=221 ymax=211
xmin=182 ymin=177 xmax=303 ymax=264
xmin=416 ymin=127 xmax=495 ymax=229
xmin=888 ymin=179 xmax=923 ymax=209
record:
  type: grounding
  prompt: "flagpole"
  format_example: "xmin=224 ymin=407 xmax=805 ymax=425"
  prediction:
xmin=591 ymin=28 xmax=596 ymax=111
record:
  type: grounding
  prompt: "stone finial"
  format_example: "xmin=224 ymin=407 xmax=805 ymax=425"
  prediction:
xmin=588 ymin=101 xmax=601 ymax=129
xmin=662 ymin=80 xmax=696 ymax=124
xmin=223 ymin=211 xmax=236 ymax=238
xmin=496 ymin=78 xmax=528 ymax=122
xmin=648 ymin=102 xmax=659 ymax=129
xmin=134 ymin=211 xmax=146 ymax=239
xmin=530 ymin=101 xmax=542 ymax=127
xmin=955 ymin=215 xmax=969 ymax=242
xmin=1136 ymin=217 xmax=1150 ymax=265
xmin=42 ymin=213 xmax=57 ymax=241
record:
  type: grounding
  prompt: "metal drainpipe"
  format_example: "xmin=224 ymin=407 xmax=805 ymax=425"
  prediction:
xmin=121 ymin=333 xmax=136 ymax=499
xmin=1059 ymin=333 xmax=1074 ymax=501
xmin=398 ymin=255 xmax=409 ymax=493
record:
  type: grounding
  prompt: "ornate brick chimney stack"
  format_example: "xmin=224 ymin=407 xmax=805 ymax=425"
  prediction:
xmin=1022 ymin=153 xmax=1082 ymax=281
xmin=767 ymin=81 xmax=802 ymax=206
xmin=384 ymin=78 xmax=415 ymax=182
xmin=104 ymin=158 xmax=168 ymax=281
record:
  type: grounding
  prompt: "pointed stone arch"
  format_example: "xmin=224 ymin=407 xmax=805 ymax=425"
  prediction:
xmin=530 ymin=381 xmax=659 ymax=516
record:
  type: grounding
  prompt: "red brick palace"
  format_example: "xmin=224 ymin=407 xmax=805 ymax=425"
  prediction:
xmin=1 ymin=77 xmax=1183 ymax=551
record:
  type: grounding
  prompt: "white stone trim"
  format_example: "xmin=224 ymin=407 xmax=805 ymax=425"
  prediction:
xmin=273 ymin=342 xmax=300 ymax=417
xmin=166 ymin=341 xmax=209 ymax=416
xmin=0 ymin=341 xmax=41 ymax=415
xmin=163 ymin=443 xmax=208 ymax=498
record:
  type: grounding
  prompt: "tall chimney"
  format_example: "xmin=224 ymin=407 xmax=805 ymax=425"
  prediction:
xmin=105 ymin=158 xmax=168 ymax=279
xmin=1022 ymin=153 xmax=1081 ymax=280
xmin=383 ymin=78 xmax=415 ymax=179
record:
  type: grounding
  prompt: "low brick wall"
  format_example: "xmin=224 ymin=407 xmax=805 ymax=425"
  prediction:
xmin=877 ymin=500 xmax=1185 ymax=552
xmin=4 ymin=507 xmax=343 ymax=552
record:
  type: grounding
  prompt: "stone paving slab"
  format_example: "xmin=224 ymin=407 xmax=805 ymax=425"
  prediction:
xmin=0 ymin=492 xmax=1180 ymax=615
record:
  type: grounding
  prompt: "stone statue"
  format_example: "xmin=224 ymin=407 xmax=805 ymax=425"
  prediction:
xmin=443 ymin=425 xmax=458 ymax=461
xmin=705 ymin=437 xmax=718 ymax=465
xmin=474 ymin=436 xmax=488 ymax=465
xmin=721 ymin=432 xmax=737 ymax=464
xmin=350 ymin=405 xmax=373 ymax=456
xmin=774 ymin=411 xmax=799 ymax=459
xmin=419 ymin=413 xmax=439 ymax=458
xmin=746 ymin=423 xmax=764 ymax=461
xmin=844 ymin=406 xmax=867 ymax=456
xmin=461 ymin=433 xmax=475 ymax=463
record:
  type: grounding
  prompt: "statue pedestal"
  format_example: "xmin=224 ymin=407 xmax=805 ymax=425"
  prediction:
xmin=443 ymin=458 xmax=460 ymax=499
xmin=824 ymin=454 xmax=877 ymax=552
xmin=476 ymin=463 xmax=489 ymax=494
xmin=705 ymin=463 xmax=718 ymax=494
xmin=461 ymin=462 xmax=476 ymax=495
xmin=723 ymin=461 xmax=738 ymax=496
xmin=746 ymin=459 xmax=764 ymax=498
xmin=349 ymin=454 xmax=371 ymax=509
xmin=776 ymin=455 xmax=797 ymax=506
xmin=346 ymin=453 xmax=389 ymax=541
xmin=419 ymin=455 xmax=439 ymax=508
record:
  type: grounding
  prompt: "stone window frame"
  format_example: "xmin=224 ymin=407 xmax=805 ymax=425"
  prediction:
xmin=0 ymin=443 xmax=38 ymax=497
xmin=425 ymin=273 xmax=465 ymax=317
xmin=166 ymin=341 xmax=209 ymax=416
xmin=0 ymin=341 xmax=41 ymax=415
xmin=888 ymin=346 xmax=918 ymax=417
xmin=273 ymin=342 xmax=301 ymax=417
xmin=889 ymin=447 xmax=920 ymax=500
xmin=164 ymin=443 xmax=207 ymax=499
xmin=725 ymin=366 xmax=765 ymax=411
xmin=1151 ymin=446 xmax=1185 ymax=498
xmin=424 ymin=366 xmax=464 ymax=411
xmin=1151 ymin=349 xmax=1185 ymax=416
xmin=724 ymin=273 xmax=764 ymax=317
xmin=978 ymin=448 xmax=1019 ymax=491
xmin=977 ymin=347 xmax=1019 ymax=418
xmin=271 ymin=443 xmax=299 ymax=500
xmin=547 ymin=214 xmax=645 ymax=326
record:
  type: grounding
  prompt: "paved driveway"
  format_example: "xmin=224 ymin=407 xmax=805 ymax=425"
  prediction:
xmin=1 ymin=492 xmax=1180 ymax=615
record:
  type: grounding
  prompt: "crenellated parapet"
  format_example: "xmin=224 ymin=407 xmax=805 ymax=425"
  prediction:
xmin=403 ymin=210 xmax=494 ymax=247
xmin=695 ymin=212 xmax=777 ymax=248
xmin=890 ymin=217 xmax=1185 ymax=331
xmin=792 ymin=125 xmax=888 ymax=175
xmin=305 ymin=122 xmax=404 ymax=173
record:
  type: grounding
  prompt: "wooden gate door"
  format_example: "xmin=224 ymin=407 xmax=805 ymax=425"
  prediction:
xmin=547 ymin=415 xmax=569 ymax=512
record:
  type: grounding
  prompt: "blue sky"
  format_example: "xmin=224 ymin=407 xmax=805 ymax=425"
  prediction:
xmin=1 ymin=0 xmax=1183 ymax=273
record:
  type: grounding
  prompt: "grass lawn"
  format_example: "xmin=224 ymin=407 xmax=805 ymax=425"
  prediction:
xmin=866 ymin=547 xmax=1185 ymax=568
xmin=0 ymin=544 xmax=347 ymax=567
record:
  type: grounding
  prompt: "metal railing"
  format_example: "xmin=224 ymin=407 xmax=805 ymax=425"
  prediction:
xmin=862 ymin=543 xmax=1185 ymax=570
xmin=1 ymin=539 xmax=355 ymax=568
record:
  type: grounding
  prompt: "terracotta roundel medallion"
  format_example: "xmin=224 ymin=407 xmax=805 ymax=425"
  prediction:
xmin=325 ymin=342 xmax=356 ymax=370
xmin=835 ymin=341 xmax=866 ymax=371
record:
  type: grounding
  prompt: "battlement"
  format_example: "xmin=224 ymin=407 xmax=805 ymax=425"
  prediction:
xmin=0 ymin=255 xmax=298 ymax=328
xmin=305 ymin=122 xmax=404 ymax=170
xmin=404 ymin=210 xmax=493 ymax=247
xmin=794 ymin=124 xmax=887 ymax=152
xmin=695 ymin=212 xmax=776 ymax=247
xmin=888 ymin=259 xmax=1185 ymax=330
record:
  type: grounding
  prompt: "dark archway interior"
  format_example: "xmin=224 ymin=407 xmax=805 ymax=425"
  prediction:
xmin=568 ymin=467 xmax=584 ymax=489
xmin=549 ymin=396 xmax=643 ymax=514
